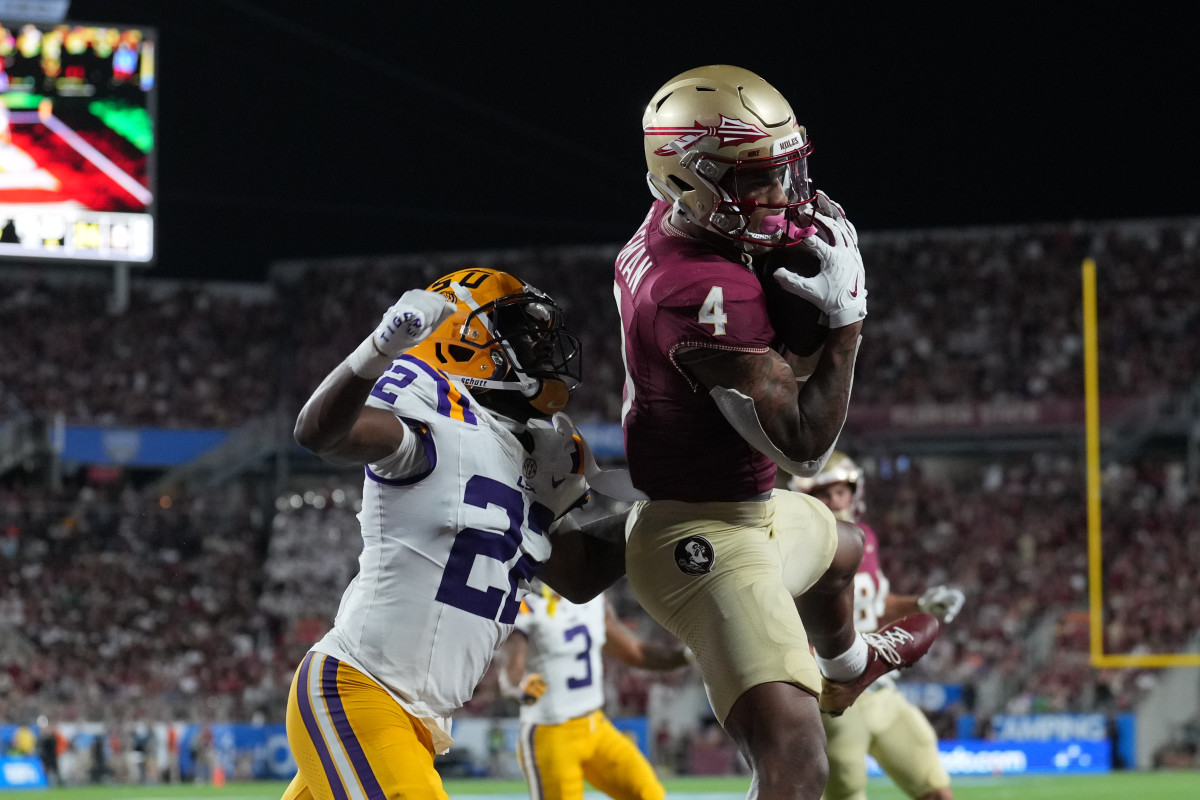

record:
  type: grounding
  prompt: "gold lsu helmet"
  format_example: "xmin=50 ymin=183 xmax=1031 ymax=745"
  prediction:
xmin=408 ymin=268 xmax=582 ymax=415
xmin=789 ymin=451 xmax=865 ymax=521
xmin=643 ymin=65 xmax=816 ymax=249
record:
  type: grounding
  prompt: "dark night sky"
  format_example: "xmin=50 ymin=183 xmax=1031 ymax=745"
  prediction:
xmin=62 ymin=1 xmax=1198 ymax=282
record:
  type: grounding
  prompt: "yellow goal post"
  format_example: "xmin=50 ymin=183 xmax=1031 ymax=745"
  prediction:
xmin=1084 ymin=257 xmax=1200 ymax=667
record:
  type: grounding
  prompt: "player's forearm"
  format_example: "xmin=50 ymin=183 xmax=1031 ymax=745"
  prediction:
xmin=538 ymin=514 xmax=628 ymax=603
xmin=500 ymin=637 xmax=528 ymax=696
xmin=294 ymin=365 xmax=388 ymax=464
xmin=792 ymin=322 xmax=861 ymax=456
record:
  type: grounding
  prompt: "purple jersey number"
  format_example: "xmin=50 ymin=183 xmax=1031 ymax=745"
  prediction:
xmin=434 ymin=474 xmax=552 ymax=625
xmin=564 ymin=624 xmax=594 ymax=689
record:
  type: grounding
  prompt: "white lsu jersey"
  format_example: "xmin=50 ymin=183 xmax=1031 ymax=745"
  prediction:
xmin=312 ymin=355 xmax=588 ymax=752
xmin=515 ymin=592 xmax=608 ymax=725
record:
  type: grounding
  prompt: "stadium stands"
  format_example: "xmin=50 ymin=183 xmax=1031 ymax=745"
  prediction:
xmin=1 ymin=216 xmax=1197 ymax=771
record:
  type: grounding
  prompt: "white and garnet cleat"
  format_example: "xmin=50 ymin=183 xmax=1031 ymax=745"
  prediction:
xmin=819 ymin=613 xmax=940 ymax=717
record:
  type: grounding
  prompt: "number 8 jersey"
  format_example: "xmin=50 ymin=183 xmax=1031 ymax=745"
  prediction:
xmin=312 ymin=354 xmax=588 ymax=752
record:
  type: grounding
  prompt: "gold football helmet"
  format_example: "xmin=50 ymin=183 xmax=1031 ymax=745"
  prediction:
xmin=789 ymin=451 xmax=864 ymax=521
xmin=643 ymin=65 xmax=816 ymax=249
xmin=408 ymin=268 xmax=581 ymax=415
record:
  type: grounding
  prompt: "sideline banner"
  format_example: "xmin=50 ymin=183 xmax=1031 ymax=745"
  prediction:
xmin=867 ymin=739 xmax=1110 ymax=776
xmin=0 ymin=756 xmax=48 ymax=789
xmin=991 ymin=713 xmax=1107 ymax=741
xmin=58 ymin=426 xmax=227 ymax=466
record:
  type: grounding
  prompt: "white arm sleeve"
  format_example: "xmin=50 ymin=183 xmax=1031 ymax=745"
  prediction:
xmin=708 ymin=385 xmax=839 ymax=478
xmin=708 ymin=332 xmax=858 ymax=478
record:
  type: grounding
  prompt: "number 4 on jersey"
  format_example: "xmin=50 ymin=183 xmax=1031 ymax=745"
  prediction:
xmin=699 ymin=286 xmax=728 ymax=335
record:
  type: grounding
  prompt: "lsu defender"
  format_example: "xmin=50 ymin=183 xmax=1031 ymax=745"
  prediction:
xmin=283 ymin=268 xmax=628 ymax=800
xmin=502 ymin=588 xmax=691 ymax=800
xmin=795 ymin=453 xmax=965 ymax=800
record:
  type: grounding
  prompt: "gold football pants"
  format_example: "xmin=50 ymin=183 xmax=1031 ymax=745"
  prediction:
xmin=281 ymin=652 xmax=447 ymax=800
xmin=517 ymin=710 xmax=663 ymax=800
xmin=625 ymin=490 xmax=838 ymax=723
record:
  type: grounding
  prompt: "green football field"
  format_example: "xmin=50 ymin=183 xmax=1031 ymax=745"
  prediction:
xmin=2 ymin=773 xmax=1198 ymax=800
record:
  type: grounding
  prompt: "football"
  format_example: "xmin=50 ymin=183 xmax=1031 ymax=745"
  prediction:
xmin=756 ymin=241 xmax=830 ymax=357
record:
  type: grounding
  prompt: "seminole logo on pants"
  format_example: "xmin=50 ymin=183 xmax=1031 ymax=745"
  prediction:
xmin=674 ymin=536 xmax=715 ymax=576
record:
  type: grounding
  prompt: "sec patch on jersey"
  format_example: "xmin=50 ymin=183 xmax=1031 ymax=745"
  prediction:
xmin=755 ymin=239 xmax=830 ymax=357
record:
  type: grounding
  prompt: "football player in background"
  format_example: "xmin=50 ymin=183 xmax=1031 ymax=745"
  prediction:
xmin=500 ymin=587 xmax=692 ymax=800
xmin=283 ymin=268 xmax=629 ymax=800
xmin=794 ymin=453 xmax=964 ymax=800
xmin=616 ymin=65 xmax=938 ymax=800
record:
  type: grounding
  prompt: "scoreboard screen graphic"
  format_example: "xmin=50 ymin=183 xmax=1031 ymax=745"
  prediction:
xmin=0 ymin=19 xmax=155 ymax=264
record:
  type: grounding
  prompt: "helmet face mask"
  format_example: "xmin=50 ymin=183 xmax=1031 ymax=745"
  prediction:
xmin=469 ymin=290 xmax=581 ymax=392
xmin=711 ymin=148 xmax=814 ymax=246
xmin=644 ymin=65 xmax=816 ymax=250
xmin=410 ymin=268 xmax=582 ymax=416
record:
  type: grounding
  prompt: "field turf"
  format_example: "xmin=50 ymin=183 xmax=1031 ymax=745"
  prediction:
xmin=2 ymin=772 xmax=1198 ymax=800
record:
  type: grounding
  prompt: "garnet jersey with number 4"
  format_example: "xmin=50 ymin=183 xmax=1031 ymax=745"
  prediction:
xmin=615 ymin=200 xmax=779 ymax=501
xmin=311 ymin=354 xmax=587 ymax=753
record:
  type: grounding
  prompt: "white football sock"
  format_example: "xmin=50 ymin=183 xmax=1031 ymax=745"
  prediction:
xmin=817 ymin=633 xmax=869 ymax=682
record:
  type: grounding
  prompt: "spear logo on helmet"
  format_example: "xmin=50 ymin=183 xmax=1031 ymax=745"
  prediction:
xmin=645 ymin=115 xmax=769 ymax=156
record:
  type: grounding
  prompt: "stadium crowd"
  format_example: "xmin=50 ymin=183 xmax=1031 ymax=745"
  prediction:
xmin=2 ymin=450 xmax=1196 ymax=754
xmin=1 ymin=217 xmax=1198 ymax=428
xmin=1 ymin=216 xmax=1199 ymax=773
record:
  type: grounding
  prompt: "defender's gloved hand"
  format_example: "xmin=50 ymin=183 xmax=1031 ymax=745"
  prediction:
xmin=347 ymin=290 xmax=457 ymax=378
xmin=518 ymin=673 xmax=548 ymax=705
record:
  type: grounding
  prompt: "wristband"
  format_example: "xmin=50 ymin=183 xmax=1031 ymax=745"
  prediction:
xmin=346 ymin=336 xmax=396 ymax=379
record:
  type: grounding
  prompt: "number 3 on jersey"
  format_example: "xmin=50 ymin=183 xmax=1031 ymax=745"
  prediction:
xmin=434 ymin=474 xmax=552 ymax=625
xmin=699 ymin=285 xmax=728 ymax=335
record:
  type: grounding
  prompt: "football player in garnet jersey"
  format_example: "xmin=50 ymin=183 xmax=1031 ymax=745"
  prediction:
xmin=282 ymin=268 xmax=629 ymax=800
xmin=794 ymin=454 xmax=964 ymax=800
xmin=616 ymin=65 xmax=939 ymax=800
xmin=501 ymin=588 xmax=691 ymax=800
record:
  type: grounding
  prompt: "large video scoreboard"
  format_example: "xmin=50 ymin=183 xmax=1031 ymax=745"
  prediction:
xmin=0 ymin=18 xmax=156 ymax=264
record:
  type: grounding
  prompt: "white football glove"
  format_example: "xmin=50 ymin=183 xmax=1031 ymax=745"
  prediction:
xmin=918 ymin=585 xmax=965 ymax=624
xmin=812 ymin=190 xmax=858 ymax=245
xmin=552 ymin=412 xmax=648 ymax=503
xmin=771 ymin=193 xmax=866 ymax=328
xmin=347 ymin=290 xmax=457 ymax=378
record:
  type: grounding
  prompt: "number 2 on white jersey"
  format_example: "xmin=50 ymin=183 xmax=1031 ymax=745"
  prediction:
xmin=698 ymin=286 xmax=727 ymax=335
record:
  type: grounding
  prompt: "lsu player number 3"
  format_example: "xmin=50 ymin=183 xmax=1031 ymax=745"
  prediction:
xmin=282 ymin=268 xmax=629 ymax=800
xmin=501 ymin=588 xmax=691 ymax=800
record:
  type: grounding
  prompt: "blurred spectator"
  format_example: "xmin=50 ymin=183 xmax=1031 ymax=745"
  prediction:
xmin=36 ymin=716 xmax=63 ymax=785
xmin=2 ymin=217 xmax=1198 ymax=428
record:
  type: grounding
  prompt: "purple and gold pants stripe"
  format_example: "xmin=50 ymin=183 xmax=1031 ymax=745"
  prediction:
xmin=283 ymin=652 xmax=448 ymax=800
